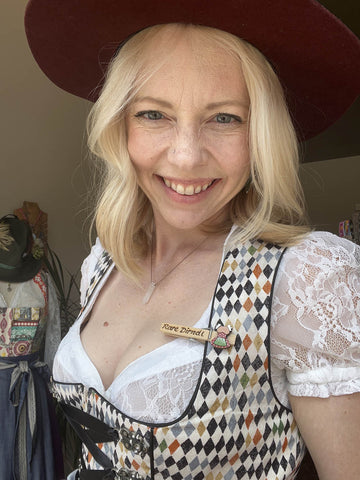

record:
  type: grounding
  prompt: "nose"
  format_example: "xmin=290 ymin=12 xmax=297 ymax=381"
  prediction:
xmin=167 ymin=125 xmax=205 ymax=170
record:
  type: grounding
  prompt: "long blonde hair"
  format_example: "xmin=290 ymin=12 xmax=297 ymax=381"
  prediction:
xmin=87 ymin=23 xmax=309 ymax=281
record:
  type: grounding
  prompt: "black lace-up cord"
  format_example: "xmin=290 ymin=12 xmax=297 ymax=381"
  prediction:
xmin=60 ymin=403 xmax=117 ymax=472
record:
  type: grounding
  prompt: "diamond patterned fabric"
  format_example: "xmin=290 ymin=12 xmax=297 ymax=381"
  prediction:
xmin=52 ymin=240 xmax=306 ymax=479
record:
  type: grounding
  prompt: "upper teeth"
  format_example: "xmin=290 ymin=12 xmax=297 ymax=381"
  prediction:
xmin=164 ymin=178 xmax=212 ymax=195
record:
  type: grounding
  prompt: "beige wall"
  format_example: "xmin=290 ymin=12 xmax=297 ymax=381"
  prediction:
xmin=301 ymin=155 xmax=360 ymax=234
xmin=1 ymin=1 xmax=360 ymax=278
xmin=1 ymin=1 xmax=91 ymax=273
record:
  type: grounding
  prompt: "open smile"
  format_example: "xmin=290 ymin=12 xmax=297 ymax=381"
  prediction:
xmin=162 ymin=177 xmax=217 ymax=196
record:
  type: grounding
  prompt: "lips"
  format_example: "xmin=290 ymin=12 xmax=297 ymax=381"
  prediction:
xmin=163 ymin=177 xmax=215 ymax=196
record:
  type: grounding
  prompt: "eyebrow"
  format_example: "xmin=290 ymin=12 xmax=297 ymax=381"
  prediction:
xmin=132 ymin=96 xmax=173 ymax=109
xmin=132 ymin=96 xmax=249 ymax=110
xmin=205 ymin=100 xmax=249 ymax=111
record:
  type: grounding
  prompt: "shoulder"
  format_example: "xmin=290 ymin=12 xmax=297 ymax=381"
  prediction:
xmin=285 ymin=230 xmax=360 ymax=268
xmin=80 ymin=238 xmax=108 ymax=306
xmin=278 ymin=230 xmax=360 ymax=293
xmin=226 ymin=228 xmax=360 ymax=274
xmin=80 ymin=238 xmax=105 ymax=275
xmin=276 ymin=230 xmax=360 ymax=320
xmin=271 ymin=231 xmax=360 ymax=399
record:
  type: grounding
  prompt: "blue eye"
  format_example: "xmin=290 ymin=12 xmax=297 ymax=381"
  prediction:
xmin=135 ymin=110 xmax=164 ymax=120
xmin=215 ymin=113 xmax=242 ymax=124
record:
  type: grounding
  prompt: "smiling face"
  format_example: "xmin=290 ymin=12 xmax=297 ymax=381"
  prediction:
xmin=126 ymin=27 xmax=251 ymax=234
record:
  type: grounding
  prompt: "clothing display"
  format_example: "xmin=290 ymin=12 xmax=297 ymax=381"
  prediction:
xmin=0 ymin=270 xmax=63 ymax=479
xmin=52 ymin=228 xmax=360 ymax=479
xmin=14 ymin=201 xmax=48 ymax=247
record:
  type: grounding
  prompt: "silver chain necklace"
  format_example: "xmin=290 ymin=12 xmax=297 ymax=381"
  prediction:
xmin=142 ymin=235 xmax=207 ymax=304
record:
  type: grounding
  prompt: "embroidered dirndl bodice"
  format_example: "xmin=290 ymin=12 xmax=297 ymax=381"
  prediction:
xmin=52 ymin=240 xmax=306 ymax=479
xmin=0 ymin=272 xmax=48 ymax=357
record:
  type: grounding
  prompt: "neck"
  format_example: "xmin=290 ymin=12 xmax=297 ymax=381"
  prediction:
xmin=142 ymin=224 xmax=229 ymax=305
xmin=153 ymin=230 xmax=207 ymax=263
xmin=150 ymin=226 xmax=230 ymax=277
xmin=150 ymin=213 xmax=230 ymax=264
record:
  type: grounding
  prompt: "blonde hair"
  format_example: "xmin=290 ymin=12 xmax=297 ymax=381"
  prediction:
xmin=87 ymin=23 xmax=310 ymax=281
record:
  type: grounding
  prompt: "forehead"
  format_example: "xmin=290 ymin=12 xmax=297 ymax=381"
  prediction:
xmin=142 ymin=25 xmax=242 ymax=71
xmin=134 ymin=26 xmax=249 ymax=105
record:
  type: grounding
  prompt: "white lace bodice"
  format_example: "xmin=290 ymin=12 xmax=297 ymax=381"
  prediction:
xmin=53 ymin=230 xmax=360 ymax=421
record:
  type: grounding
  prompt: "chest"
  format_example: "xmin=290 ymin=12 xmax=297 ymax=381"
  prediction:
xmin=80 ymin=247 xmax=223 ymax=388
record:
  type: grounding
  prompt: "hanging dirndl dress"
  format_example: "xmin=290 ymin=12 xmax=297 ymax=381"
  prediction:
xmin=0 ymin=272 xmax=63 ymax=479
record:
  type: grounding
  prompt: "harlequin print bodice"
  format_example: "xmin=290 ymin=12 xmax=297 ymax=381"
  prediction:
xmin=52 ymin=240 xmax=306 ymax=479
xmin=0 ymin=272 xmax=48 ymax=357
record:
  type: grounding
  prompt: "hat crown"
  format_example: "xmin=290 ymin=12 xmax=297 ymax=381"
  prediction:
xmin=0 ymin=216 xmax=31 ymax=268
xmin=0 ymin=215 xmax=43 ymax=283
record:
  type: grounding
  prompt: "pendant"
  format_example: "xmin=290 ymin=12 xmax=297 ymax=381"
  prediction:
xmin=143 ymin=282 xmax=156 ymax=304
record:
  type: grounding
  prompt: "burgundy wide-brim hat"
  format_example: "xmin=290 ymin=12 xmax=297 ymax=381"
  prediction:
xmin=25 ymin=0 xmax=359 ymax=140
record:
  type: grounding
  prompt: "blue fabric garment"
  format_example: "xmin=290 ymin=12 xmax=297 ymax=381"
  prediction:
xmin=0 ymin=352 xmax=63 ymax=480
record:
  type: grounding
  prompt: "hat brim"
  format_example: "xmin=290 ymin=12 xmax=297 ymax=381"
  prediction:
xmin=0 ymin=256 xmax=43 ymax=283
xmin=25 ymin=0 xmax=360 ymax=140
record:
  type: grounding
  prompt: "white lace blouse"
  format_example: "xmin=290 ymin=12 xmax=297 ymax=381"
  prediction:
xmin=53 ymin=230 xmax=360 ymax=422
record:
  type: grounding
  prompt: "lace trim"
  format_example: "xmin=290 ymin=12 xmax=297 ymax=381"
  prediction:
xmin=53 ymin=231 xmax=360 ymax=419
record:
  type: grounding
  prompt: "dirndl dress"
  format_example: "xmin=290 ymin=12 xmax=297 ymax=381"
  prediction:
xmin=0 ymin=272 xmax=63 ymax=479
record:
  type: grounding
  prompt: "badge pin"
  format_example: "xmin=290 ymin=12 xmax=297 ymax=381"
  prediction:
xmin=210 ymin=324 xmax=233 ymax=349
xmin=160 ymin=322 xmax=235 ymax=349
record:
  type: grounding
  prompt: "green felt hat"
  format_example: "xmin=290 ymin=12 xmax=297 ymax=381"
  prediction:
xmin=0 ymin=215 xmax=43 ymax=283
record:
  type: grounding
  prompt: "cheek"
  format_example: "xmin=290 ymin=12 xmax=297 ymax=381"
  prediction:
xmin=209 ymin=134 xmax=250 ymax=170
xmin=127 ymin=126 xmax=170 ymax=166
xmin=127 ymin=128 xmax=147 ymax=167
xmin=222 ymin=143 xmax=251 ymax=184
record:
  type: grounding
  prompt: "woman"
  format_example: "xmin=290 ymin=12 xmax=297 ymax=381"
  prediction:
xmin=25 ymin=1 xmax=360 ymax=479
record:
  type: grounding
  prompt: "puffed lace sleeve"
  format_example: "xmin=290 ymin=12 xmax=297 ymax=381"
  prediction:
xmin=79 ymin=237 xmax=104 ymax=307
xmin=271 ymin=231 xmax=360 ymax=399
